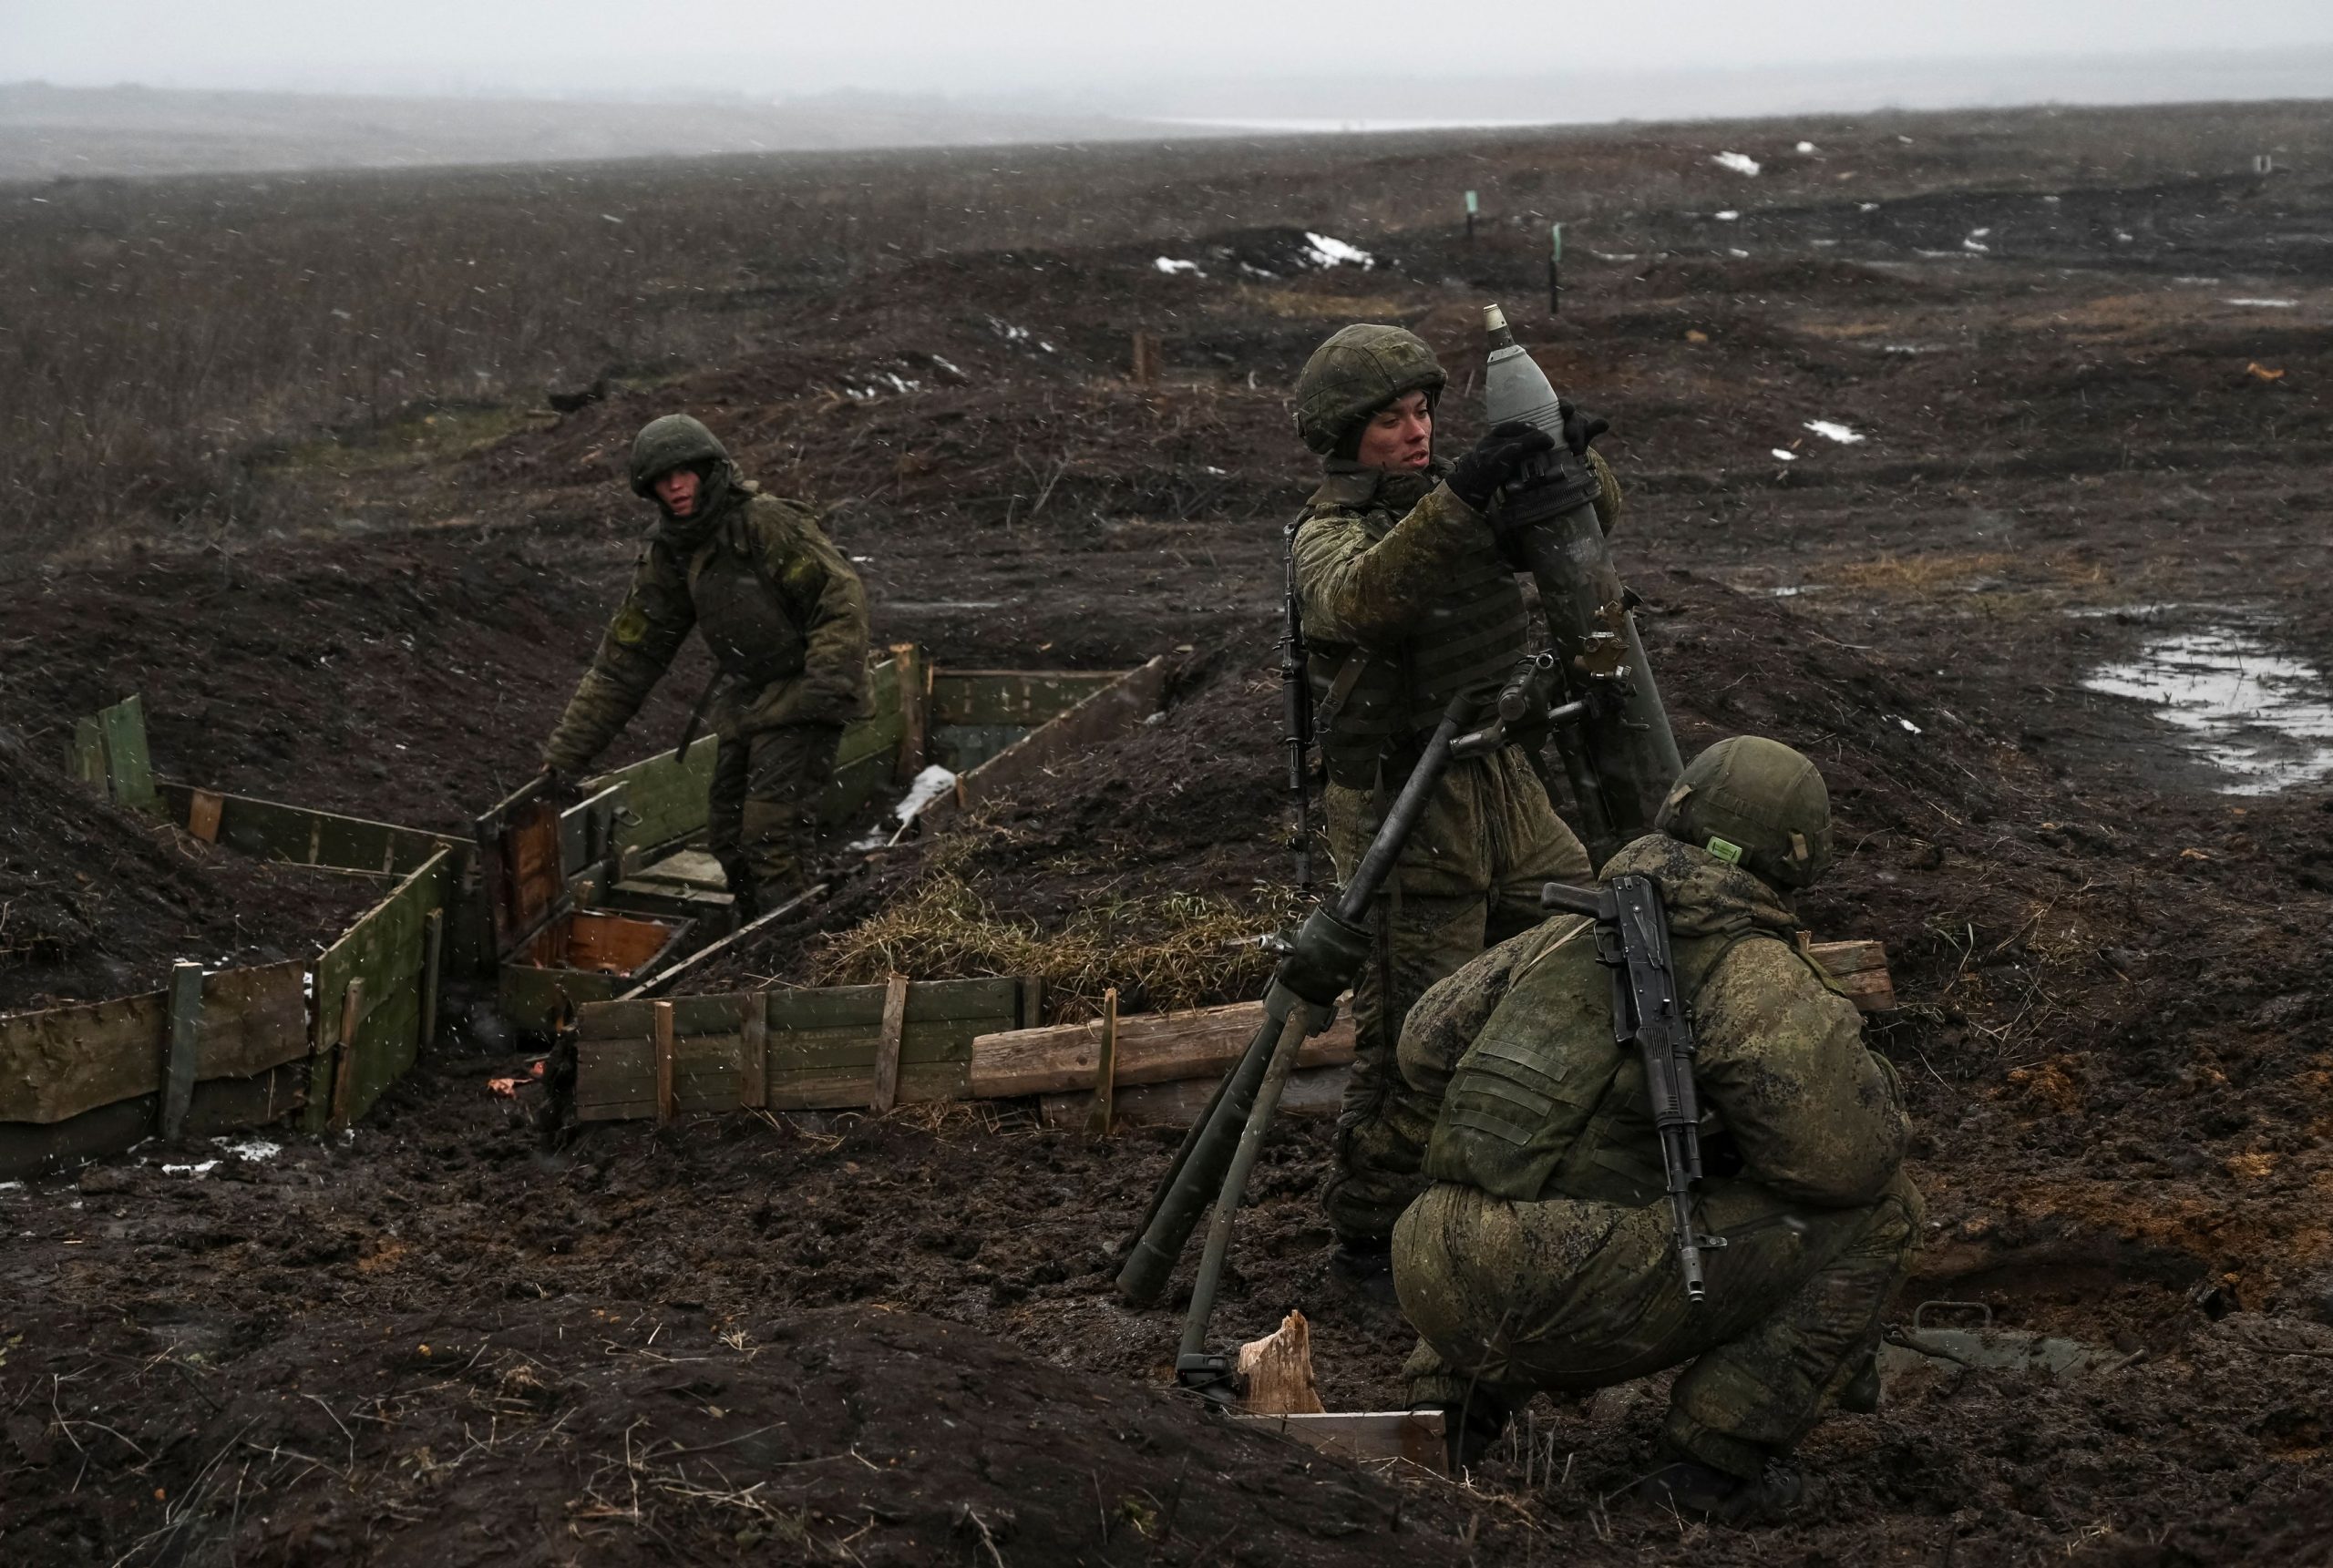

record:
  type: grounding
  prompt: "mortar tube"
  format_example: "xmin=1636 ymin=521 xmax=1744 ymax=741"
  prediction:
xmin=1115 ymin=692 xmax=1476 ymax=1307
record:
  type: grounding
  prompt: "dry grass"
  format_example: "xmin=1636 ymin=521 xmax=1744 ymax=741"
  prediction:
xmin=809 ymin=835 xmax=1277 ymax=1021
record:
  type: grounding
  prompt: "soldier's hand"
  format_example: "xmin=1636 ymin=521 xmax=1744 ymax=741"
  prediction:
xmin=1557 ymin=398 xmax=1610 ymax=457
xmin=1445 ymin=421 xmax=1556 ymax=513
xmin=537 ymin=764 xmax=583 ymax=809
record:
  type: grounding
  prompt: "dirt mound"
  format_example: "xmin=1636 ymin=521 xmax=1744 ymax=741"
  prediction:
xmin=0 ymin=730 xmax=371 ymax=1011
xmin=1620 ymin=253 xmax=1947 ymax=303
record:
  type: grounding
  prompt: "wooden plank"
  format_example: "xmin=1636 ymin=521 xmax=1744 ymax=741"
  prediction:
xmin=420 ymin=910 xmax=445 ymax=1050
xmin=892 ymin=643 xmax=928 ymax=784
xmin=971 ymin=997 xmax=1356 ymax=1099
xmin=0 ymin=1062 xmax=310 ymax=1181
xmin=618 ymin=883 xmax=825 ymax=1001
xmin=1042 ymin=1063 xmax=1348 ymax=1129
xmin=308 ymin=852 xmax=451 ymax=1129
xmin=587 ymin=734 xmax=721 ymax=857
xmin=99 ymin=695 xmax=158 ymax=814
xmin=197 ymin=961 xmax=309 ymax=1079
xmin=154 ymin=782 xmax=462 ymax=878
xmin=738 ymin=995 xmax=767 ymax=1110
xmin=871 ymin=973 xmax=909 ymax=1113
xmin=0 ymin=991 xmax=167 ymax=1124
xmin=329 ymin=979 xmax=365 ymax=1128
xmin=1232 ymin=1410 xmax=1446 ymax=1473
xmin=69 ymin=717 xmax=106 ymax=788
xmin=1084 ymin=986 xmax=1118 ymax=1139
xmin=159 ymin=962 xmax=204 ymax=1142
xmin=927 ymin=670 xmax=1128 ymax=727
xmin=922 ymin=657 xmax=1171 ymax=826
xmin=186 ymin=789 xmax=225 ymax=843
xmin=1805 ymin=938 xmax=1895 ymax=1012
xmin=654 ymin=1001 xmax=677 ymax=1126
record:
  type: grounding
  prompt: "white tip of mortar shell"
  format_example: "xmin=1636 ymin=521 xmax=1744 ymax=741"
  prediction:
xmin=1483 ymin=302 xmax=1508 ymax=333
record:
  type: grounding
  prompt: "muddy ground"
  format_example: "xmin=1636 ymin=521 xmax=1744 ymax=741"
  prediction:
xmin=4 ymin=101 xmax=2332 ymax=1564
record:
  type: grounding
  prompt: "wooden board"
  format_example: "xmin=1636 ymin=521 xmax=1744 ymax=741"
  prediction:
xmin=1232 ymin=1410 xmax=1446 ymax=1473
xmin=155 ymin=782 xmax=463 ymax=878
xmin=572 ymin=977 xmax=1026 ymax=1122
xmin=98 ymin=694 xmax=158 ymax=813
xmin=590 ymin=734 xmax=722 ymax=860
xmin=307 ymin=852 xmax=452 ymax=1131
xmin=196 ymin=960 xmax=310 ymax=1078
xmin=0 ymin=1062 xmax=310 ymax=1181
xmin=1804 ymin=938 xmax=1896 ymax=1012
xmin=927 ymin=670 xmax=1129 ymax=727
xmin=0 ymin=991 xmax=167 ymax=1125
xmin=1042 ymin=1063 xmax=1350 ymax=1130
xmin=922 ymin=658 xmax=1172 ymax=826
xmin=970 ymin=997 xmax=1356 ymax=1099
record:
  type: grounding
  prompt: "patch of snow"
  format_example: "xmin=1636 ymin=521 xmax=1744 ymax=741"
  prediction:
xmin=1238 ymin=261 xmax=1278 ymax=279
xmin=1804 ymin=420 xmax=1866 ymax=445
xmin=2084 ymin=624 xmax=2333 ymax=794
xmin=1896 ymin=717 xmax=1923 ymax=734
xmin=851 ymin=764 xmax=961 ymax=849
xmin=2115 ymin=231 xmax=2135 ymax=243
xmin=1728 ymin=248 xmax=1751 ymax=259
xmin=1712 ymin=151 xmax=1762 ymax=176
xmin=1713 ymin=210 xmax=1741 ymax=221
xmin=1859 ymin=202 xmax=1879 ymax=213
xmin=0 ymin=1181 xmax=24 ymax=1194
xmin=1771 ymin=448 xmax=1798 ymax=462
xmin=2225 ymin=297 xmax=2299 ymax=308
xmin=1203 ymin=465 xmax=1228 ymax=477
xmin=2042 ymin=195 xmax=2062 ymax=204
xmin=1811 ymin=239 xmax=1838 ymax=247
xmin=1880 ymin=343 xmax=1944 ymax=354
xmin=161 ymin=1161 xmax=220 ymax=1178
xmin=1154 ymin=257 xmax=1203 ymax=276
xmin=1795 ymin=140 xmax=1817 ymax=153
xmin=1962 ymin=237 xmax=1989 ymax=253
xmin=989 ymin=317 xmax=1031 ymax=343
xmin=930 ymin=354 xmax=964 ymax=377
xmin=213 ymin=1137 xmax=282 ymax=1162
xmin=1301 ymin=231 xmax=1374 ymax=269
xmin=1969 ymin=227 xmax=1992 ymax=239
xmin=1590 ymin=251 xmax=1639 ymax=261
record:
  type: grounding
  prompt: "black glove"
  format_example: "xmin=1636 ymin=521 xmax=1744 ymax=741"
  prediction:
xmin=1444 ymin=421 xmax=1557 ymax=513
xmin=1558 ymin=398 xmax=1610 ymax=457
xmin=537 ymin=764 xmax=584 ymax=809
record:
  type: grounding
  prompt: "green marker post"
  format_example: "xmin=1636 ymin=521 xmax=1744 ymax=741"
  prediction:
xmin=1465 ymin=189 xmax=1478 ymax=242
xmin=1548 ymin=221 xmax=1564 ymax=315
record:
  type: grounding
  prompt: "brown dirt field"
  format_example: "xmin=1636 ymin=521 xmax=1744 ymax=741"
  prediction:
xmin=5 ymin=99 xmax=2332 ymax=1565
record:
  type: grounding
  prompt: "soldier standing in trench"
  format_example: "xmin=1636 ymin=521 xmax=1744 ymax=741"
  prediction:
xmin=540 ymin=415 xmax=871 ymax=918
xmin=1289 ymin=323 xmax=1625 ymax=1293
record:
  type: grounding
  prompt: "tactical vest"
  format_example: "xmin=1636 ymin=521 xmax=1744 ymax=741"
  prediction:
xmin=1299 ymin=469 xmax=1531 ymax=788
xmin=1421 ymin=920 xmax=1777 ymax=1205
xmin=683 ymin=498 xmax=809 ymax=689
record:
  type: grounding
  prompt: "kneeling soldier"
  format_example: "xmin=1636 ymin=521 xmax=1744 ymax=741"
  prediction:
xmin=540 ymin=415 xmax=871 ymax=917
xmin=1390 ymin=736 xmax=1922 ymax=1519
xmin=1289 ymin=323 xmax=1622 ymax=1284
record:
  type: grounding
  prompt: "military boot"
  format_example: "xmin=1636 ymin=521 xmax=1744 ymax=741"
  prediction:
xmin=1327 ymin=1238 xmax=1400 ymax=1308
xmin=1836 ymin=1350 xmax=1883 ymax=1414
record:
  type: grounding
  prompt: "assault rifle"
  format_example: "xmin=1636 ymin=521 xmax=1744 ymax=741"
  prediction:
xmin=1280 ymin=518 xmax=1316 ymax=891
xmin=1538 ymin=873 xmax=1725 ymax=1301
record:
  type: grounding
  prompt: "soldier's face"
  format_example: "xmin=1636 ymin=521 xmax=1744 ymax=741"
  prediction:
xmin=1356 ymin=392 xmax=1434 ymax=472
xmin=653 ymin=468 xmax=702 ymax=516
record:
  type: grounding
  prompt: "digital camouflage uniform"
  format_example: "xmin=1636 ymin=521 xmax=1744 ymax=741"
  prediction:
xmin=543 ymin=415 xmax=871 ymax=908
xmin=1290 ymin=324 xmax=1620 ymax=1247
xmin=1387 ymin=740 xmax=1923 ymax=1483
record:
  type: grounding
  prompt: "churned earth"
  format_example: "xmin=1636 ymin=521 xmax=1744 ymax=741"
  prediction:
xmin=3 ymin=99 xmax=2331 ymax=1564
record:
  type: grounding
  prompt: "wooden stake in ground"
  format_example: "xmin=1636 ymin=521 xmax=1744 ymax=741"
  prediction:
xmin=871 ymin=972 xmax=910 ymax=1113
xmin=159 ymin=961 xmax=203 ymax=1142
xmin=329 ymin=978 xmax=365 ymax=1129
xmin=653 ymin=1000 xmax=676 ymax=1126
xmin=1238 ymin=1309 xmax=1326 ymax=1416
xmin=1131 ymin=331 xmax=1161 ymax=387
xmin=737 ymin=995 xmax=767 ymax=1111
xmin=1084 ymin=987 xmax=1119 ymax=1139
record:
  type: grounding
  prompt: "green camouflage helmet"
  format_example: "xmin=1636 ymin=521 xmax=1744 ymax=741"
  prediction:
xmin=629 ymin=414 xmax=730 ymax=498
xmin=1293 ymin=323 xmax=1448 ymax=456
xmin=1654 ymin=735 xmax=1835 ymax=890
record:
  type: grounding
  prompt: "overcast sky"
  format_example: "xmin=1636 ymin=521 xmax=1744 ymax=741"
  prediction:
xmin=8 ymin=0 xmax=2333 ymax=101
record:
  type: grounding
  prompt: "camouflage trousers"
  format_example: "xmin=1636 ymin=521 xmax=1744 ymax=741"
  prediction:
xmin=1320 ymin=745 xmax=1591 ymax=1246
xmin=705 ymin=722 xmax=841 ymax=910
xmin=1393 ymin=1173 xmax=1924 ymax=1478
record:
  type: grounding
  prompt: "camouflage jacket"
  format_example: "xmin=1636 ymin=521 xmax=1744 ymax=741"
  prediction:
xmin=1404 ymin=833 xmax=1909 ymax=1210
xmin=543 ymin=487 xmax=871 ymax=774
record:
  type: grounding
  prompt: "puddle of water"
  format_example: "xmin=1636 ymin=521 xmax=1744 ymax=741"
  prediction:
xmin=2082 ymin=625 xmax=2333 ymax=794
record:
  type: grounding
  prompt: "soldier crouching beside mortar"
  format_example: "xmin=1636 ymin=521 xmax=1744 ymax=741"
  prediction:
xmin=1289 ymin=323 xmax=1624 ymax=1292
xmin=540 ymin=415 xmax=872 ymax=918
xmin=1387 ymin=736 xmax=1923 ymax=1521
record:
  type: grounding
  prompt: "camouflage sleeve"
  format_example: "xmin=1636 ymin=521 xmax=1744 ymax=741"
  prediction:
xmin=1294 ymin=485 xmax=1496 ymax=647
xmin=1691 ymin=938 xmax=1909 ymax=1207
xmin=737 ymin=500 xmax=873 ymax=730
xmin=1585 ymin=448 xmax=1625 ymax=537
xmin=541 ymin=543 xmax=695 ymax=773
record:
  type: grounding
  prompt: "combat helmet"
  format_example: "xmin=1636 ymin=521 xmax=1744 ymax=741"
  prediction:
xmin=1655 ymin=736 xmax=1835 ymax=890
xmin=1292 ymin=324 xmax=1448 ymax=456
xmin=629 ymin=414 xmax=731 ymax=499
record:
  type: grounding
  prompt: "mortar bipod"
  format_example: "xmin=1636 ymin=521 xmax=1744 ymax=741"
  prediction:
xmin=1117 ymin=679 xmax=1591 ymax=1403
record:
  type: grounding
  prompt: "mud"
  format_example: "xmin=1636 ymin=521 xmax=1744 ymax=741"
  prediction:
xmin=5 ymin=100 xmax=2332 ymax=1564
